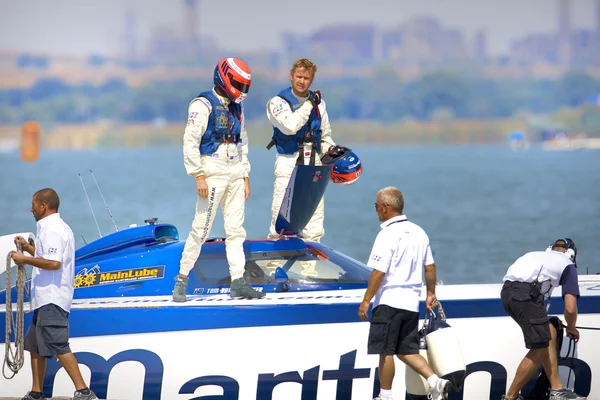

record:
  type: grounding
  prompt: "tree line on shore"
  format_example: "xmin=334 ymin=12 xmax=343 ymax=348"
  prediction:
xmin=1 ymin=69 xmax=599 ymax=134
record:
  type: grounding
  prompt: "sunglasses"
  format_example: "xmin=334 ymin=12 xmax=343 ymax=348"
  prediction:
xmin=374 ymin=203 xmax=388 ymax=210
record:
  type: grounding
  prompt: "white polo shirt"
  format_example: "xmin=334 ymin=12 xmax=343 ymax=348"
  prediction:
xmin=31 ymin=213 xmax=76 ymax=312
xmin=503 ymin=250 xmax=579 ymax=301
xmin=367 ymin=215 xmax=434 ymax=312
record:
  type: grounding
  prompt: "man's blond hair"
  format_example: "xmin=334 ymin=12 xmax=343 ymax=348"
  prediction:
xmin=291 ymin=58 xmax=317 ymax=76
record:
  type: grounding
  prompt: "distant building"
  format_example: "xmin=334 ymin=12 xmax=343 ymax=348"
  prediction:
xmin=145 ymin=0 xmax=221 ymax=66
xmin=122 ymin=8 xmax=137 ymax=63
xmin=597 ymin=0 xmax=600 ymax=33
xmin=506 ymin=0 xmax=600 ymax=68
xmin=380 ymin=18 xmax=469 ymax=65
xmin=183 ymin=0 xmax=201 ymax=56
xmin=571 ymin=29 xmax=600 ymax=67
xmin=557 ymin=0 xmax=572 ymax=67
xmin=510 ymin=28 xmax=599 ymax=68
xmin=473 ymin=29 xmax=487 ymax=63
xmin=510 ymin=34 xmax=560 ymax=64
xmin=281 ymin=17 xmax=469 ymax=67
xmin=308 ymin=24 xmax=378 ymax=64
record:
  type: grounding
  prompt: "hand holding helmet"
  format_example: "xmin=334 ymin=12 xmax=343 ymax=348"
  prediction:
xmin=328 ymin=148 xmax=363 ymax=186
xmin=321 ymin=145 xmax=352 ymax=165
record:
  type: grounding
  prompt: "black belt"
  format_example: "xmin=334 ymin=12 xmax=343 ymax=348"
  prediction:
xmin=504 ymin=281 xmax=533 ymax=289
xmin=504 ymin=280 xmax=543 ymax=301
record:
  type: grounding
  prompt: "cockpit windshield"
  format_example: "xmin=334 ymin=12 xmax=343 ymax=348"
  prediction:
xmin=191 ymin=242 xmax=371 ymax=285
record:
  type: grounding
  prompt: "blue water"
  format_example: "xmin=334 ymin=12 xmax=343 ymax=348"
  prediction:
xmin=1 ymin=144 xmax=598 ymax=285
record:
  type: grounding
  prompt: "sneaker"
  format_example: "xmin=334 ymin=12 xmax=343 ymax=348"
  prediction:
xmin=501 ymin=395 xmax=524 ymax=400
xmin=73 ymin=389 xmax=99 ymax=399
xmin=173 ymin=275 xmax=189 ymax=302
xmin=372 ymin=397 xmax=383 ymax=400
xmin=230 ymin=278 xmax=266 ymax=299
xmin=550 ymin=388 xmax=586 ymax=400
xmin=20 ymin=392 xmax=48 ymax=400
xmin=428 ymin=378 xmax=450 ymax=400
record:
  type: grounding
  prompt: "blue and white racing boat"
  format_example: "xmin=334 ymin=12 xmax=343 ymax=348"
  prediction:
xmin=1 ymin=165 xmax=598 ymax=399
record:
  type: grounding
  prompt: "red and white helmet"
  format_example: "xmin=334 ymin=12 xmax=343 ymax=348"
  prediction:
xmin=213 ymin=57 xmax=251 ymax=103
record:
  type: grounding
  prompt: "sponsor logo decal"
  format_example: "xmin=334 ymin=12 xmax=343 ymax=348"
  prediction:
xmin=74 ymin=265 xmax=165 ymax=289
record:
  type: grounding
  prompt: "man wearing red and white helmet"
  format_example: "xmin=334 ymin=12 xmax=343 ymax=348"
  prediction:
xmin=174 ymin=57 xmax=264 ymax=301
xmin=265 ymin=59 xmax=341 ymax=276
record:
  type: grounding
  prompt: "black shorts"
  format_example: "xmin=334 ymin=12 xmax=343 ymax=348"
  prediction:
xmin=24 ymin=303 xmax=72 ymax=358
xmin=501 ymin=281 xmax=551 ymax=349
xmin=367 ymin=304 xmax=419 ymax=356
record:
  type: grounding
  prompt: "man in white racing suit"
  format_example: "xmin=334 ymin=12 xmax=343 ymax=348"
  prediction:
xmin=174 ymin=57 xmax=265 ymax=301
xmin=265 ymin=58 xmax=339 ymax=277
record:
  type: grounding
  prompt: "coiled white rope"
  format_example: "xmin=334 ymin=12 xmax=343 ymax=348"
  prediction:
xmin=3 ymin=242 xmax=29 ymax=379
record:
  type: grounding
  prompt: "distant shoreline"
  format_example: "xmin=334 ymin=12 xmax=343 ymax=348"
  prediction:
xmin=0 ymin=119 xmax=528 ymax=149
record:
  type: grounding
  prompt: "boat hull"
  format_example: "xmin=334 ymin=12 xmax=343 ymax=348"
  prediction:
xmin=1 ymin=286 xmax=598 ymax=399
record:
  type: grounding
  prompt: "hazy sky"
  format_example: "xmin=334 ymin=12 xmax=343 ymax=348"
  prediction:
xmin=1 ymin=0 xmax=598 ymax=57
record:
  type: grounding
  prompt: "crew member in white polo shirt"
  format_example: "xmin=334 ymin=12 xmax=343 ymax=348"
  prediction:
xmin=11 ymin=188 xmax=98 ymax=400
xmin=500 ymin=238 xmax=586 ymax=400
xmin=358 ymin=186 xmax=450 ymax=400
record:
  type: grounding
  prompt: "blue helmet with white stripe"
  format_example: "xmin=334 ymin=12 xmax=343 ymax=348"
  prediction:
xmin=331 ymin=151 xmax=362 ymax=186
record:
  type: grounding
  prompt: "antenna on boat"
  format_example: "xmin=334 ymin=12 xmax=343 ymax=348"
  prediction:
xmin=79 ymin=173 xmax=102 ymax=238
xmin=90 ymin=169 xmax=119 ymax=232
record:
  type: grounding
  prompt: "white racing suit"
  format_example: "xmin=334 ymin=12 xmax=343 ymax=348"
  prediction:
xmin=265 ymin=91 xmax=335 ymax=277
xmin=180 ymin=89 xmax=250 ymax=281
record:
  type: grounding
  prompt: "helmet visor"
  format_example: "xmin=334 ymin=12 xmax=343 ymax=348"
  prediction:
xmin=229 ymin=73 xmax=250 ymax=94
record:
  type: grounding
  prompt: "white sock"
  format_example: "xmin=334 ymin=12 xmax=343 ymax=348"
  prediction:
xmin=380 ymin=388 xmax=393 ymax=399
xmin=427 ymin=374 xmax=440 ymax=389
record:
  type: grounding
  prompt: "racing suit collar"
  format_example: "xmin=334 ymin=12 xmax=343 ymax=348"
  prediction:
xmin=212 ymin=88 xmax=231 ymax=107
xmin=291 ymin=88 xmax=309 ymax=102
